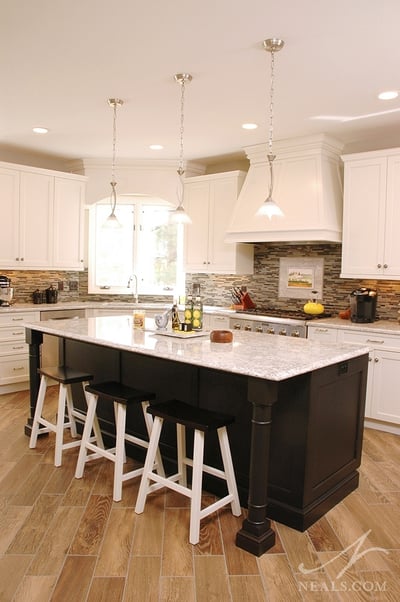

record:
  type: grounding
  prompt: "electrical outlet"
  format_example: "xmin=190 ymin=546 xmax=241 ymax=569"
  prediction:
xmin=63 ymin=281 xmax=70 ymax=291
xmin=69 ymin=280 xmax=78 ymax=291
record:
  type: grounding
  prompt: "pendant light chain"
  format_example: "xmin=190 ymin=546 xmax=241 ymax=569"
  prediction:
xmin=175 ymin=73 xmax=192 ymax=177
xmin=268 ymin=49 xmax=276 ymax=157
xmin=106 ymin=98 xmax=123 ymax=222
xmin=111 ymin=100 xmax=117 ymax=185
xmin=170 ymin=73 xmax=193 ymax=224
xmin=178 ymin=77 xmax=186 ymax=177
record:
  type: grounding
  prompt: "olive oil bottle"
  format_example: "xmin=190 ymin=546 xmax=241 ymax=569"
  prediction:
xmin=171 ymin=304 xmax=181 ymax=330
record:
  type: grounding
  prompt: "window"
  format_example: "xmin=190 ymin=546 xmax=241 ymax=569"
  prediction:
xmin=88 ymin=197 xmax=184 ymax=296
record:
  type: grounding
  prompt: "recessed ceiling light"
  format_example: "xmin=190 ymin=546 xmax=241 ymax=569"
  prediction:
xmin=378 ymin=90 xmax=398 ymax=100
xmin=242 ymin=123 xmax=258 ymax=130
xmin=149 ymin=144 xmax=163 ymax=150
xmin=32 ymin=126 xmax=49 ymax=134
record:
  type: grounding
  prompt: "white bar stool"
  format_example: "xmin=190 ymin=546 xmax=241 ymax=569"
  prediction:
xmin=135 ymin=399 xmax=241 ymax=545
xmin=29 ymin=366 xmax=103 ymax=467
xmin=75 ymin=381 xmax=165 ymax=502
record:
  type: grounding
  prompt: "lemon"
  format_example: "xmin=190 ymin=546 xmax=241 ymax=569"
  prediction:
xmin=193 ymin=309 xmax=201 ymax=318
xmin=193 ymin=318 xmax=200 ymax=327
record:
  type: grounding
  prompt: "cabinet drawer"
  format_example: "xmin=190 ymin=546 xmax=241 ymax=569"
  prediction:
xmin=0 ymin=341 xmax=28 ymax=356
xmin=209 ymin=315 xmax=230 ymax=329
xmin=0 ymin=355 xmax=29 ymax=384
xmin=307 ymin=326 xmax=338 ymax=342
xmin=339 ymin=330 xmax=400 ymax=350
xmin=0 ymin=312 xmax=40 ymax=326
xmin=0 ymin=325 xmax=26 ymax=341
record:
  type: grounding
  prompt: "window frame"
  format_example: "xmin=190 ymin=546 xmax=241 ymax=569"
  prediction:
xmin=87 ymin=195 xmax=185 ymax=297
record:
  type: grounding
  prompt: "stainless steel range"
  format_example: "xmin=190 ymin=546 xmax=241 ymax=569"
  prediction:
xmin=229 ymin=307 xmax=331 ymax=338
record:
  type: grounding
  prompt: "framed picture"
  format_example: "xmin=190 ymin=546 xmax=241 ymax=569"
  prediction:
xmin=278 ymin=257 xmax=324 ymax=300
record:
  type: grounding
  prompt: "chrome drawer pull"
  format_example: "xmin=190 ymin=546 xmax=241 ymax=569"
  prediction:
xmin=366 ymin=339 xmax=385 ymax=344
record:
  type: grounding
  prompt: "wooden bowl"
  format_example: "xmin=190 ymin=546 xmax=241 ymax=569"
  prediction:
xmin=210 ymin=330 xmax=233 ymax=343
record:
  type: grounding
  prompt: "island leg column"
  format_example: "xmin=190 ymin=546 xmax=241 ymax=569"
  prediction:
xmin=24 ymin=328 xmax=43 ymax=437
xmin=236 ymin=378 xmax=278 ymax=556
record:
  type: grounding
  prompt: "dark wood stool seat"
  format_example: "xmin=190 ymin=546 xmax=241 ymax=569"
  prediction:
xmin=147 ymin=399 xmax=236 ymax=432
xmin=29 ymin=366 xmax=103 ymax=467
xmin=135 ymin=399 xmax=241 ymax=545
xmin=75 ymin=381 xmax=164 ymax=502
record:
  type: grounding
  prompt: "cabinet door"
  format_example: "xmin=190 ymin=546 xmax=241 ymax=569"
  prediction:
xmin=19 ymin=171 xmax=54 ymax=267
xmin=341 ymin=157 xmax=387 ymax=278
xmin=53 ymin=177 xmax=85 ymax=269
xmin=0 ymin=167 xmax=20 ymax=267
xmin=383 ymin=154 xmax=400 ymax=277
xmin=370 ymin=349 xmax=400 ymax=424
xmin=184 ymin=181 xmax=210 ymax=271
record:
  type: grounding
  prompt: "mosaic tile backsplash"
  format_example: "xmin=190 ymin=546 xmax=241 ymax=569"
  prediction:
xmin=3 ymin=243 xmax=400 ymax=320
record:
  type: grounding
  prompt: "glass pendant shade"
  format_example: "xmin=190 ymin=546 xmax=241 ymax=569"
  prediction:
xmin=169 ymin=204 xmax=192 ymax=224
xmin=256 ymin=196 xmax=284 ymax=219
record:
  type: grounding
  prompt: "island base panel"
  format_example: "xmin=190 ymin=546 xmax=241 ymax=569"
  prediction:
xmin=266 ymin=471 xmax=360 ymax=531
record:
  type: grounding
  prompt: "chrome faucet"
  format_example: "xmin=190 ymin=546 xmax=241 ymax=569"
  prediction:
xmin=127 ymin=275 xmax=139 ymax=303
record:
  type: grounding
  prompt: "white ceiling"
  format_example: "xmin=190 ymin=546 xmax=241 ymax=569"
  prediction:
xmin=1 ymin=0 xmax=400 ymax=166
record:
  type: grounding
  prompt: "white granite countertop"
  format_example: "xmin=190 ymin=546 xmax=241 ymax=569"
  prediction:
xmin=23 ymin=315 xmax=369 ymax=382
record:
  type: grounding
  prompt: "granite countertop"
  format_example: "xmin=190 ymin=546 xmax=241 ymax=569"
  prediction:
xmin=23 ymin=315 xmax=369 ymax=382
xmin=307 ymin=316 xmax=400 ymax=335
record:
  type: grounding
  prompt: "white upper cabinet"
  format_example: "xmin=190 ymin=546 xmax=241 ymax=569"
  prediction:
xmin=341 ymin=149 xmax=400 ymax=279
xmin=184 ymin=171 xmax=254 ymax=274
xmin=0 ymin=166 xmax=21 ymax=267
xmin=0 ymin=161 xmax=86 ymax=271
xmin=19 ymin=171 xmax=54 ymax=267
xmin=53 ymin=176 xmax=85 ymax=269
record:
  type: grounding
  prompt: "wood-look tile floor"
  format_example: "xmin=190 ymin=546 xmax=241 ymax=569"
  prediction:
xmin=1 ymin=388 xmax=399 ymax=601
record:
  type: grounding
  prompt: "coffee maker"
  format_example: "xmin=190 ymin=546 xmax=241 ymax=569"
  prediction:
xmin=0 ymin=276 xmax=14 ymax=307
xmin=349 ymin=287 xmax=377 ymax=323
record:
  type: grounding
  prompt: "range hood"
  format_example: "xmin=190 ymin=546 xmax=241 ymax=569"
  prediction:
xmin=225 ymin=134 xmax=344 ymax=243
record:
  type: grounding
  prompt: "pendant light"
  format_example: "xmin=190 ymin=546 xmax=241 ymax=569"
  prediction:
xmin=170 ymin=73 xmax=192 ymax=225
xmin=104 ymin=98 xmax=123 ymax=228
xmin=256 ymin=38 xmax=285 ymax=219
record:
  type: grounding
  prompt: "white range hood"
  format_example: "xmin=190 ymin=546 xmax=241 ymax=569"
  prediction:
xmin=226 ymin=134 xmax=344 ymax=243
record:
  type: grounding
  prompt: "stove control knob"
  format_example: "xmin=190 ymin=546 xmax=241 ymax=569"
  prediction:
xmin=244 ymin=325 xmax=252 ymax=331
xmin=267 ymin=327 xmax=275 ymax=335
xmin=255 ymin=325 xmax=263 ymax=333
xmin=291 ymin=330 xmax=300 ymax=337
xmin=232 ymin=323 xmax=241 ymax=330
xmin=279 ymin=328 xmax=287 ymax=336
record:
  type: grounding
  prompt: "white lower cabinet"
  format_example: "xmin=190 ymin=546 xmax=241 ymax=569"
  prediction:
xmin=338 ymin=330 xmax=400 ymax=427
xmin=308 ymin=324 xmax=400 ymax=430
xmin=0 ymin=312 xmax=40 ymax=392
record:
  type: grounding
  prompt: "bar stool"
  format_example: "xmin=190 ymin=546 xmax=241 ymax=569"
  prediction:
xmin=135 ymin=400 xmax=241 ymax=545
xmin=29 ymin=366 xmax=103 ymax=467
xmin=75 ymin=381 xmax=165 ymax=502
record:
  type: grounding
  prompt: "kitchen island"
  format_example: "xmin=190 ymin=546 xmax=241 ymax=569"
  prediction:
xmin=24 ymin=315 xmax=368 ymax=556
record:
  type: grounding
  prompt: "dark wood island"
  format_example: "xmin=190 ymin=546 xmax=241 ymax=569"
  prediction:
xmin=24 ymin=315 xmax=369 ymax=556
